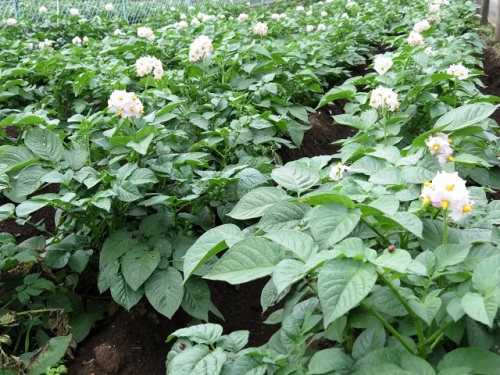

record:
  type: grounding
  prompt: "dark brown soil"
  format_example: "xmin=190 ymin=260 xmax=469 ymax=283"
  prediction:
xmin=480 ymin=45 xmax=500 ymax=125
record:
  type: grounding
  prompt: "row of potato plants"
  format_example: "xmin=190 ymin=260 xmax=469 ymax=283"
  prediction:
xmin=1 ymin=0 xmax=500 ymax=373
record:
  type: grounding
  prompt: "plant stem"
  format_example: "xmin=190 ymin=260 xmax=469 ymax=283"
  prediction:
xmin=361 ymin=218 xmax=391 ymax=247
xmin=378 ymin=272 xmax=426 ymax=357
xmin=442 ymin=210 xmax=448 ymax=245
xmin=361 ymin=301 xmax=417 ymax=355
xmin=16 ymin=308 xmax=63 ymax=316
xmin=425 ymin=320 xmax=454 ymax=346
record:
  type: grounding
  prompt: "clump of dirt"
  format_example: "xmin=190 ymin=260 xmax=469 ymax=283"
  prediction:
xmin=480 ymin=45 xmax=500 ymax=125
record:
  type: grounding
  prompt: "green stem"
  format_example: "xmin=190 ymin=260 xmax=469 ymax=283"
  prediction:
xmin=361 ymin=301 xmax=417 ymax=355
xmin=16 ymin=308 xmax=63 ymax=316
xmin=442 ymin=210 xmax=448 ymax=245
xmin=425 ymin=320 xmax=454 ymax=346
xmin=378 ymin=272 xmax=426 ymax=356
xmin=361 ymin=218 xmax=391 ymax=247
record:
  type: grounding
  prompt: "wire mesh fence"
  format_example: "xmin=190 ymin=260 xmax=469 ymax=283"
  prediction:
xmin=1 ymin=0 xmax=272 ymax=23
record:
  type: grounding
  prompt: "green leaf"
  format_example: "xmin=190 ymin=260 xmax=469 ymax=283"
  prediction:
xmin=121 ymin=245 xmax=161 ymax=291
xmin=310 ymin=204 xmax=362 ymax=250
xmin=298 ymin=192 xmax=356 ymax=208
xmin=145 ymin=267 xmax=184 ymax=319
xmin=110 ymin=274 xmax=144 ymax=310
xmin=183 ymin=224 xmax=242 ymax=280
xmin=352 ymin=327 xmax=386 ymax=361
xmin=438 ymin=347 xmax=500 ymax=374
xmin=434 ymin=244 xmax=471 ymax=272
xmin=167 ymin=346 xmax=226 ymax=375
xmin=227 ymin=187 xmax=289 ymax=220
xmin=113 ymin=181 xmax=143 ymax=202
xmin=272 ymin=259 xmax=305 ymax=295
xmin=318 ymin=258 xmax=377 ymax=328
xmin=271 ymin=165 xmax=319 ymax=194
xmin=181 ymin=278 xmax=210 ymax=321
xmin=379 ymin=212 xmax=423 ymax=239
xmin=461 ymin=289 xmax=500 ymax=327
xmin=167 ymin=323 xmax=223 ymax=344
xmin=205 ymin=237 xmax=285 ymax=284
xmin=27 ymin=335 xmax=73 ymax=375
xmin=15 ymin=200 xmax=48 ymax=217
xmin=258 ymin=202 xmax=310 ymax=231
xmin=263 ymin=230 xmax=318 ymax=262
xmin=15 ymin=164 xmax=47 ymax=196
xmin=1 ymin=146 xmax=38 ymax=173
xmin=70 ymin=312 xmax=102 ymax=343
xmin=127 ymin=133 xmax=155 ymax=155
xmin=100 ymin=231 xmax=137 ymax=268
xmin=472 ymin=255 xmax=500 ymax=292
xmin=217 ymin=331 xmax=249 ymax=352
xmin=436 ymin=103 xmax=499 ymax=132
xmin=407 ymin=290 xmax=442 ymax=325
xmin=25 ymin=128 xmax=63 ymax=163
xmin=72 ymin=71 xmax=95 ymax=96
xmin=129 ymin=168 xmax=158 ymax=185
xmin=374 ymin=249 xmax=412 ymax=273
xmin=308 ymin=348 xmax=354 ymax=374
xmin=317 ymin=85 xmax=356 ymax=108
xmin=68 ymin=249 xmax=92 ymax=273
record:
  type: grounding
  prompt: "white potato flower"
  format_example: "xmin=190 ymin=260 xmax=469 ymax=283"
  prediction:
xmin=105 ymin=3 xmax=114 ymax=11
xmin=189 ymin=35 xmax=213 ymax=62
xmin=271 ymin=13 xmax=280 ymax=21
xmin=428 ymin=14 xmax=441 ymax=23
xmin=72 ymin=36 xmax=82 ymax=45
xmin=341 ymin=13 xmax=349 ymax=19
xmin=82 ymin=36 xmax=89 ymax=44
xmin=4 ymin=18 xmax=17 ymax=26
xmin=421 ymin=171 xmax=474 ymax=221
xmin=108 ymin=90 xmax=144 ymax=119
xmin=424 ymin=46 xmax=437 ymax=56
xmin=39 ymin=6 xmax=47 ymax=14
xmin=413 ymin=20 xmax=431 ymax=33
xmin=425 ymin=133 xmax=453 ymax=164
xmin=136 ymin=56 xmax=164 ymax=80
xmin=408 ymin=31 xmax=425 ymax=46
xmin=238 ymin=13 xmax=249 ymax=22
xmin=317 ymin=23 xmax=326 ymax=31
xmin=69 ymin=8 xmax=79 ymax=16
xmin=306 ymin=25 xmax=314 ymax=33
xmin=296 ymin=6 xmax=305 ymax=12
xmin=369 ymin=86 xmax=400 ymax=111
xmin=330 ymin=162 xmax=350 ymax=181
xmin=447 ymin=64 xmax=468 ymax=80
xmin=321 ymin=11 xmax=328 ymax=17
xmin=253 ymin=22 xmax=268 ymax=36
xmin=137 ymin=26 xmax=155 ymax=41
xmin=373 ymin=55 xmax=393 ymax=75
xmin=176 ymin=21 xmax=188 ymax=29
xmin=114 ymin=28 xmax=123 ymax=36
xmin=306 ymin=10 xmax=312 ymax=16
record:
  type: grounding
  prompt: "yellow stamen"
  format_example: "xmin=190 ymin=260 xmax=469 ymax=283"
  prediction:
xmin=448 ymin=138 xmax=452 ymax=144
xmin=423 ymin=197 xmax=431 ymax=205
xmin=442 ymin=200 xmax=449 ymax=209
xmin=447 ymin=156 xmax=454 ymax=162
xmin=462 ymin=205 xmax=472 ymax=213
xmin=445 ymin=184 xmax=454 ymax=191
xmin=423 ymin=181 xmax=431 ymax=187
xmin=433 ymin=145 xmax=440 ymax=151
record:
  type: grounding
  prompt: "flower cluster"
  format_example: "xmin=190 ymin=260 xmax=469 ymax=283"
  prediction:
xmin=321 ymin=11 xmax=328 ymax=17
xmin=369 ymin=86 xmax=400 ymax=111
xmin=408 ymin=31 xmax=425 ymax=46
xmin=306 ymin=25 xmax=314 ymax=33
xmin=446 ymin=64 xmax=468 ymax=80
xmin=428 ymin=14 xmax=441 ymax=23
xmin=421 ymin=171 xmax=474 ymax=221
xmin=341 ymin=13 xmax=349 ymax=19
xmin=253 ymin=22 xmax=268 ymax=36
xmin=191 ymin=18 xmax=200 ymax=26
xmin=424 ymin=46 xmax=437 ymax=56
xmin=38 ymin=39 xmax=53 ymax=49
xmin=296 ymin=5 xmax=305 ymax=12
xmin=137 ymin=27 xmax=155 ymax=41
xmin=373 ymin=55 xmax=393 ymax=75
xmin=72 ymin=36 xmax=82 ymax=45
xmin=413 ymin=20 xmax=430 ymax=33
xmin=108 ymin=90 xmax=144 ymax=119
xmin=330 ymin=162 xmax=350 ymax=181
xmin=105 ymin=3 xmax=114 ymax=11
xmin=189 ymin=35 xmax=213 ymax=62
xmin=317 ymin=24 xmax=326 ymax=31
xmin=69 ymin=8 xmax=79 ymax=16
xmin=175 ymin=21 xmax=189 ymax=29
xmin=135 ymin=56 xmax=164 ymax=80
xmin=39 ymin=6 xmax=47 ymax=14
xmin=271 ymin=13 xmax=280 ymax=21
xmin=3 ymin=18 xmax=17 ymax=26
xmin=426 ymin=133 xmax=453 ymax=164
xmin=238 ymin=13 xmax=249 ymax=22
xmin=114 ymin=28 xmax=124 ymax=36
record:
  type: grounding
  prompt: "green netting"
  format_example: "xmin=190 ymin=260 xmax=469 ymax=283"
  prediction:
xmin=1 ymin=0 xmax=271 ymax=23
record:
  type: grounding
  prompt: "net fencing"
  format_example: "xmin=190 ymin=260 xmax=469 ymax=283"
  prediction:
xmin=1 ymin=0 xmax=272 ymax=23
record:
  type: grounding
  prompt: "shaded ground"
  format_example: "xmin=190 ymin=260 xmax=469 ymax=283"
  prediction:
xmin=2 ymin=40 xmax=500 ymax=375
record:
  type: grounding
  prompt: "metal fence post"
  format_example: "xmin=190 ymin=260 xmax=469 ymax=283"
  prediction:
xmin=496 ymin=0 xmax=500 ymax=42
xmin=13 ymin=0 xmax=20 ymax=18
xmin=482 ymin=0 xmax=491 ymax=24
xmin=122 ymin=0 xmax=129 ymax=22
